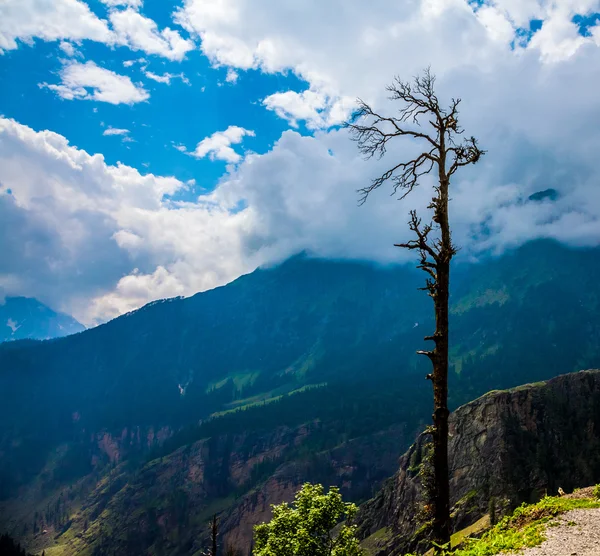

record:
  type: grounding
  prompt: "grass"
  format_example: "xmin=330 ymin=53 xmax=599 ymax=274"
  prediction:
xmin=450 ymin=344 xmax=500 ymax=375
xmin=210 ymin=383 xmax=326 ymax=417
xmin=205 ymin=371 xmax=262 ymax=393
xmin=450 ymin=515 xmax=491 ymax=549
xmin=448 ymin=495 xmax=600 ymax=556
xmin=450 ymin=288 xmax=510 ymax=316
xmin=361 ymin=527 xmax=393 ymax=555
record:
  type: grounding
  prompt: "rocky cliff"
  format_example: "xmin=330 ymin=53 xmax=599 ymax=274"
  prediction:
xmin=1 ymin=419 xmax=412 ymax=555
xmin=356 ymin=369 xmax=600 ymax=555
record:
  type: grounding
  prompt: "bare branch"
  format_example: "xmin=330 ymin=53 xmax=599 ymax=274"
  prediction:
xmin=447 ymin=136 xmax=485 ymax=176
xmin=394 ymin=210 xmax=438 ymax=260
xmin=346 ymin=100 xmax=440 ymax=163
xmin=417 ymin=350 xmax=436 ymax=362
xmin=357 ymin=150 xmax=436 ymax=205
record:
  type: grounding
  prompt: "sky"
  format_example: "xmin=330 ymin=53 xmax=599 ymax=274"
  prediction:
xmin=1 ymin=0 xmax=600 ymax=325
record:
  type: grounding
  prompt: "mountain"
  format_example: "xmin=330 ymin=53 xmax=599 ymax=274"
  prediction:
xmin=1 ymin=239 xmax=600 ymax=554
xmin=355 ymin=369 xmax=600 ymax=555
xmin=0 ymin=296 xmax=84 ymax=343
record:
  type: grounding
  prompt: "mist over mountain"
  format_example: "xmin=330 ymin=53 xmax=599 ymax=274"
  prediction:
xmin=0 ymin=297 xmax=84 ymax=343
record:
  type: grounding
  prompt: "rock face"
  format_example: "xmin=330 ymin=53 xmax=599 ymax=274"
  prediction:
xmin=218 ymin=425 xmax=410 ymax=553
xmin=2 ymin=420 xmax=410 ymax=556
xmin=356 ymin=369 xmax=600 ymax=555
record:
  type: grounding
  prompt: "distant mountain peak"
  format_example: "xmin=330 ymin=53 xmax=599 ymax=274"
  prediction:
xmin=0 ymin=296 xmax=84 ymax=343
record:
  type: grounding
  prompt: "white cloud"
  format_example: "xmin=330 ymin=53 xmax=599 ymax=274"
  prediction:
xmin=190 ymin=126 xmax=255 ymax=163
xmin=110 ymin=8 xmax=194 ymax=61
xmin=225 ymin=68 xmax=239 ymax=83
xmin=528 ymin=9 xmax=588 ymax=61
xmin=100 ymin=0 xmax=143 ymax=7
xmin=173 ymin=0 xmax=600 ymax=108
xmin=103 ymin=127 xmax=130 ymax=136
xmin=58 ymin=41 xmax=79 ymax=57
xmin=0 ymin=117 xmax=258 ymax=324
xmin=474 ymin=5 xmax=515 ymax=44
xmin=0 ymin=0 xmax=114 ymax=53
xmin=263 ymin=89 xmax=354 ymax=129
xmin=0 ymin=0 xmax=191 ymax=62
xmin=144 ymin=70 xmax=190 ymax=85
xmin=144 ymin=71 xmax=171 ymax=84
xmin=40 ymin=61 xmax=149 ymax=105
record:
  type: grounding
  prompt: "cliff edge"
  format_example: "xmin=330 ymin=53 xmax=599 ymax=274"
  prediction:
xmin=356 ymin=369 xmax=600 ymax=555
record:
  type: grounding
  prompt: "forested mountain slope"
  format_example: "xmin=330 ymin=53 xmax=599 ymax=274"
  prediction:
xmin=1 ymin=239 xmax=600 ymax=555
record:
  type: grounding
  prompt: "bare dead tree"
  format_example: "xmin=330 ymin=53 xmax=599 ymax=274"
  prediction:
xmin=346 ymin=68 xmax=484 ymax=549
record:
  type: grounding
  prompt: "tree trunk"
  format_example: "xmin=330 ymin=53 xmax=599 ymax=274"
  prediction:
xmin=431 ymin=260 xmax=451 ymax=548
xmin=429 ymin=165 xmax=452 ymax=549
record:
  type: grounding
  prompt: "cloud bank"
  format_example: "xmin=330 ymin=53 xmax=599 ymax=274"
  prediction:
xmin=2 ymin=0 xmax=600 ymax=324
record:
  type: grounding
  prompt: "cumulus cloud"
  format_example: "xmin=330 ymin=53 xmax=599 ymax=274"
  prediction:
xmin=144 ymin=70 xmax=190 ymax=85
xmin=189 ymin=126 xmax=255 ymax=163
xmin=58 ymin=41 xmax=80 ymax=57
xmin=100 ymin=0 xmax=143 ymax=7
xmin=0 ymin=0 xmax=114 ymax=53
xmin=110 ymin=8 xmax=194 ymax=61
xmin=173 ymin=0 xmax=600 ymax=110
xmin=225 ymin=68 xmax=239 ymax=83
xmin=0 ymin=117 xmax=259 ymax=323
xmin=263 ymin=89 xmax=354 ymax=129
xmin=0 ymin=0 xmax=192 ymax=62
xmin=169 ymin=0 xmax=600 ymax=254
xmin=103 ymin=127 xmax=130 ymax=136
xmin=40 ymin=61 xmax=149 ymax=105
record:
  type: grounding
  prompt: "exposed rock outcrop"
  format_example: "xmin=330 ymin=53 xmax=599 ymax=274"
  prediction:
xmin=356 ymin=369 xmax=600 ymax=555
xmin=219 ymin=424 xmax=410 ymax=552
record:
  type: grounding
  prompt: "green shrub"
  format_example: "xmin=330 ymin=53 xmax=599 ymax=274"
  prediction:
xmin=253 ymin=483 xmax=363 ymax=556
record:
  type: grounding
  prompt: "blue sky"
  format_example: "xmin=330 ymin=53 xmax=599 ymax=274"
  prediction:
xmin=1 ymin=0 xmax=600 ymax=324
xmin=0 ymin=2 xmax=312 ymax=195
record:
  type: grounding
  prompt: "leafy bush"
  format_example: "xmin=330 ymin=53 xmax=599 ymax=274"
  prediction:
xmin=253 ymin=483 xmax=363 ymax=556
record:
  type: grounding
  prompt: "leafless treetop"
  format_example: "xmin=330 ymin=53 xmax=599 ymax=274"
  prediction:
xmin=345 ymin=67 xmax=484 ymax=206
